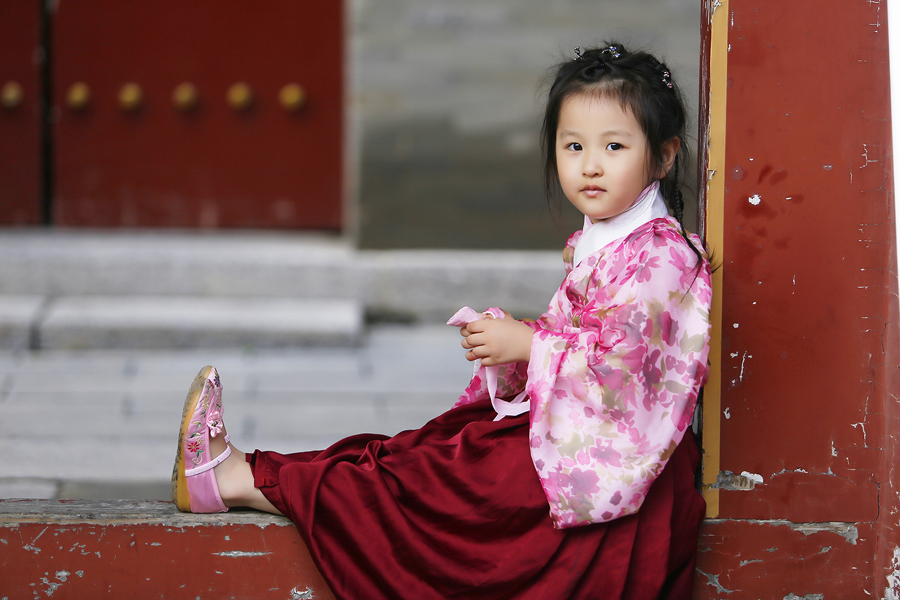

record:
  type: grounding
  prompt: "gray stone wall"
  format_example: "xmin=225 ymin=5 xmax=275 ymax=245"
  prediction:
xmin=351 ymin=0 xmax=701 ymax=249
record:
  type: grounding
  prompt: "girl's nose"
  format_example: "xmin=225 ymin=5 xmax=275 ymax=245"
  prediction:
xmin=583 ymin=153 xmax=602 ymax=177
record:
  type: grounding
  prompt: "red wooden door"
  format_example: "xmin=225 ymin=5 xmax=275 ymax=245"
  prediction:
xmin=0 ymin=0 xmax=43 ymax=225
xmin=52 ymin=1 xmax=343 ymax=229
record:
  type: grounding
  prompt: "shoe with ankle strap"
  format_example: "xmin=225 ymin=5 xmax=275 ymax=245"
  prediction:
xmin=172 ymin=366 xmax=231 ymax=513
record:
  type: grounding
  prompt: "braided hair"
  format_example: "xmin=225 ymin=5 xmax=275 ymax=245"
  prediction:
xmin=541 ymin=42 xmax=703 ymax=267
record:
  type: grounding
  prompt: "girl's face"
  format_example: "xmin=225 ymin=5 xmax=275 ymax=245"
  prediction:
xmin=555 ymin=94 xmax=655 ymax=223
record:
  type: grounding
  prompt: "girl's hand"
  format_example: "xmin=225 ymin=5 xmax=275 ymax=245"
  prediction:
xmin=460 ymin=317 xmax=534 ymax=366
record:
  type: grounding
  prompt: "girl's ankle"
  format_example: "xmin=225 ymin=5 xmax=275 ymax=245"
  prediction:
xmin=214 ymin=448 xmax=249 ymax=507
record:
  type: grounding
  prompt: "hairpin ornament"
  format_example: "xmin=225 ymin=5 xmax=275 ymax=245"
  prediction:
xmin=662 ymin=69 xmax=673 ymax=89
xmin=573 ymin=46 xmax=583 ymax=60
xmin=601 ymin=45 xmax=622 ymax=59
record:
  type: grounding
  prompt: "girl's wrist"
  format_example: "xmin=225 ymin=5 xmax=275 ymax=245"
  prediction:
xmin=516 ymin=321 xmax=536 ymax=363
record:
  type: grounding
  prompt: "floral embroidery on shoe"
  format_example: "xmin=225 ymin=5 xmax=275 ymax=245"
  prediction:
xmin=187 ymin=411 xmax=206 ymax=465
xmin=184 ymin=372 xmax=224 ymax=469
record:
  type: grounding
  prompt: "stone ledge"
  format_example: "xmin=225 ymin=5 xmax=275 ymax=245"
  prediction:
xmin=0 ymin=498 xmax=292 ymax=526
xmin=0 ymin=499 xmax=336 ymax=599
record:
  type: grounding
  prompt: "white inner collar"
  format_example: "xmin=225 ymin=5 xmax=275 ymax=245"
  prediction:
xmin=572 ymin=181 xmax=669 ymax=268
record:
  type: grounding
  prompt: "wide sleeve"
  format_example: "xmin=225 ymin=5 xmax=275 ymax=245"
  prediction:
xmin=527 ymin=223 xmax=712 ymax=529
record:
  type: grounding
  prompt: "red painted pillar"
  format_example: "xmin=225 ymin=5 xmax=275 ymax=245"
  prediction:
xmin=695 ymin=0 xmax=898 ymax=596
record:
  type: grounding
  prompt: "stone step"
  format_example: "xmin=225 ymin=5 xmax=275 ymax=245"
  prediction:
xmin=0 ymin=295 xmax=363 ymax=350
xmin=0 ymin=230 xmax=564 ymax=324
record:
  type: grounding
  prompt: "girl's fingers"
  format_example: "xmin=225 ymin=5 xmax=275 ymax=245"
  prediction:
xmin=462 ymin=332 xmax=485 ymax=350
xmin=465 ymin=347 xmax=486 ymax=361
xmin=466 ymin=346 xmax=490 ymax=362
xmin=464 ymin=319 xmax=488 ymax=334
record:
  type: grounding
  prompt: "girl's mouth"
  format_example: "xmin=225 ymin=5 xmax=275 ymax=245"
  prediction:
xmin=581 ymin=186 xmax=604 ymax=197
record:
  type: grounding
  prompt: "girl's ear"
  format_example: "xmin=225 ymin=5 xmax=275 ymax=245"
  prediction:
xmin=658 ymin=137 xmax=681 ymax=178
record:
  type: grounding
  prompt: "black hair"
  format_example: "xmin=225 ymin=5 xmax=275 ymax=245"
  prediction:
xmin=541 ymin=42 xmax=704 ymax=267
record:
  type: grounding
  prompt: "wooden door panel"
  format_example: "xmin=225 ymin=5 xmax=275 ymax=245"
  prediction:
xmin=0 ymin=0 xmax=42 ymax=225
xmin=53 ymin=1 xmax=343 ymax=229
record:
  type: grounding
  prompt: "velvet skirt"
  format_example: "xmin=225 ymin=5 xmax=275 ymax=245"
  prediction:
xmin=248 ymin=399 xmax=705 ymax=600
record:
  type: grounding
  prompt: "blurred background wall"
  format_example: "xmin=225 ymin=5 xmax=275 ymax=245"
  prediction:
xmin=0 ymin=0 xmax=700 ymax=249
xmin=353 ymin=0 xmax=701 ymax=248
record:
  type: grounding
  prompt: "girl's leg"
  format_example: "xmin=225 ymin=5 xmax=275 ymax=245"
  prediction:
xmin=209 ymin=427 xmax=282 ymax=514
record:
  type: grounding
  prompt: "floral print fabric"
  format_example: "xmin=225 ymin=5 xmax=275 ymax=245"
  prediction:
xmin=455 ymin=216 xmax=712 ymax=529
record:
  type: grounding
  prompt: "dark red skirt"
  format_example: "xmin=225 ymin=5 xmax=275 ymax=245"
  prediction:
xmin=248 ymin=399 xmax=704 ymax=600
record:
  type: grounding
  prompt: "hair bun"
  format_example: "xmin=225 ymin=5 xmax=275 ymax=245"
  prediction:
xmin=573 ymin=44 xmax=628 ymax=81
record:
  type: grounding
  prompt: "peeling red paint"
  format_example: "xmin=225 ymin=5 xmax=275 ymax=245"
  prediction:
xmin=0 ymin=500 xmax=336 ymax=599
xmin=719 ymin=472 xmax=880 ymax=523
xmin=694 ymin=520 xmax=876 ymax=597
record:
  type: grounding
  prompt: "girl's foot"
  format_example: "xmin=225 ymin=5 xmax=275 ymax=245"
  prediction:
xmin=172 ymin=366 xmax=280 ymax=514
xmin=172 ymin=366 xmax=229 ymax=512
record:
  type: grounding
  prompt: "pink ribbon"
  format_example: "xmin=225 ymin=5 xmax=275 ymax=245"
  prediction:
xmin=448 ymin=306 xmax=530 ymax=421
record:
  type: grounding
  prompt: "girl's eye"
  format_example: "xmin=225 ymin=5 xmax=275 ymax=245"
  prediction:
xmin=564 ymin=142 xmax=582 ymax=151
xmin=606 ymin=142 xmax=624 ymax=151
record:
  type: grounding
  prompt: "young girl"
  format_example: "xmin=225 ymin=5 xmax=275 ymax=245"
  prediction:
xmin=173 ymin=42 xmax=712 ymax=599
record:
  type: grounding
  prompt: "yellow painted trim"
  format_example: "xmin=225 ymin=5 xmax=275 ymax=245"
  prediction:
xmin=702 ymin=0 xmax=729 ymax=518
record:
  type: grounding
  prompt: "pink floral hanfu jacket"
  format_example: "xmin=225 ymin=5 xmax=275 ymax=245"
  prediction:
xmin=455 ymin=216 xmax=713 ymax=529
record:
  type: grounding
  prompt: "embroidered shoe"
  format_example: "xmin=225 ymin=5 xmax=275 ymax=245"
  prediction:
xmin=172 ymin=366 xmax=231 ymax=513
